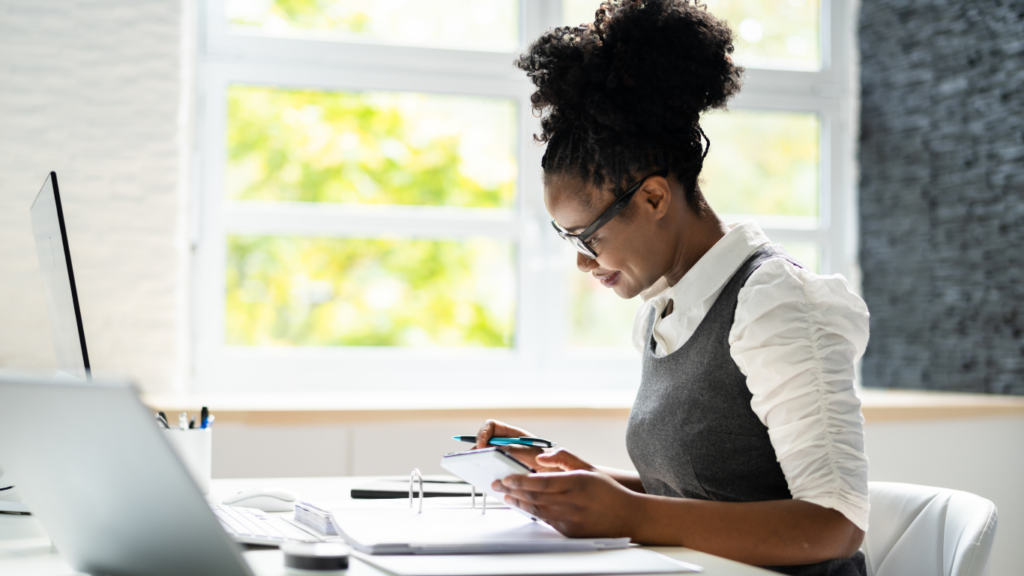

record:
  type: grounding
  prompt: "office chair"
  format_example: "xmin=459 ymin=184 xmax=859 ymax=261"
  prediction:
xmin=863 ymin=482 xmax=998 ymax=576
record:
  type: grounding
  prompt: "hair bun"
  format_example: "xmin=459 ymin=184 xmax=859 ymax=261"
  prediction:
xmin=516 ymin=0 xmax=742 ymax=209
xmin=518 ymin=0 xmax=743 ymax=144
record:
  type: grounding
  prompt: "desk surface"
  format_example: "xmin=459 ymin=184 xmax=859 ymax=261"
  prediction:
xmin=0 ymin=476 xmax=775 ymax=576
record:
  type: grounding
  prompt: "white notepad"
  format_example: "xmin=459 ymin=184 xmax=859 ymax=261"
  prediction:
xmin=330 ymin=506 xmax=630 ymax=555
xmin=353 ymin=549 xmax=702 ymax=575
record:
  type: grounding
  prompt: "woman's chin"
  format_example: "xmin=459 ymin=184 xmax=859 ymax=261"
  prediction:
xmin=612 ymin=282 xmax=640 ymax=300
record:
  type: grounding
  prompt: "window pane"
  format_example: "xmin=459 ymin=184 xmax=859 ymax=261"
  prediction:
xmin=562 ymin=245 xmax=639 ymax=349
xmin=700 ymin=109 xmax=819 ymax=218
xmin=561 ymin=0 xmax=603 ymax=28
xmin=226 ymin=236 xmax=516 ymax=348
xmin=778 ymin=241 xmax=820 ymax=273
xmin=704 ymin=0 xmax=820 ymax=70
xmin=227 ymin=86 xmax=518 ymax=209
xmin=561 ymin=0 xmax=820 ymax=71
xmin=226 ymin=0 xmax=519 ymax=53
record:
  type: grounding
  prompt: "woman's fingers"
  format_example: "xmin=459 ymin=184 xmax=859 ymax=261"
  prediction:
xmin=474 ymin=419 xmax=534 ymax=449
xmin=475 ymin=420 xmax=497 ymax=449
xmin=503 ymin=494 xmax=545 ymax=518
xmin=535 ymin=448 xmax=594 ymax=472
xmin=498 ymin=469 xmax=638 ymax=540
xmin=498 ymin=471 xmax=638 ymax=539
xmin=503 ymin=492 xmax=566 ymax=520
xmin=503 ymin=445 xmax=544 ymax=468
xmin=499 ymin=485 xmax=563 ymax=505
xmin=498 ymin=471 xmax=583 ymax=494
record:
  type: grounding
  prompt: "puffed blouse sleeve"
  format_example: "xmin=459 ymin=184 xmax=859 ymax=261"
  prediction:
xmin=728 ymin=258 xmax=871 ymax=531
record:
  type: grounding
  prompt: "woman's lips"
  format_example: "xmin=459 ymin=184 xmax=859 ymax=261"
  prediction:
xmin=597 ymin=271 xmax=621 ymax=287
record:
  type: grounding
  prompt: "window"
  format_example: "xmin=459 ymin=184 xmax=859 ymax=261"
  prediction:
xmin=194 ymin=1 xmax=857 ymax=396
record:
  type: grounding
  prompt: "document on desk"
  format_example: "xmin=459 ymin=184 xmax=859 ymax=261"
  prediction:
xmin=330 ymin=505 xmax=630 ymax=555
xmin=353 ymin=549 xmax=702 ymax=575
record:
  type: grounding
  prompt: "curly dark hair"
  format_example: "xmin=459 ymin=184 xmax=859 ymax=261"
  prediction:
xmin=515 ymin=0 xmax=743 ymax=213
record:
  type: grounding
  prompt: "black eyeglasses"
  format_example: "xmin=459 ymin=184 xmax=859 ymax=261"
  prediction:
xmin=551 ymin=169 xmax=669 ymax=259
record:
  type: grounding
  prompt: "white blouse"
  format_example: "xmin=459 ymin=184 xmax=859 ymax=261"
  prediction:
xmin=631 ymin=221 xmax=870 ymax=531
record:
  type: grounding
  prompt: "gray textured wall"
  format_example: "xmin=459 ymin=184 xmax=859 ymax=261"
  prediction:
xmin=858 ymin=0 xmax=1024 ymax=395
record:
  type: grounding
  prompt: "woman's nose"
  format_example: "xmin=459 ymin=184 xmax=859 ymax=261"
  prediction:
xmin=577 ymin=251 xmax=597 ymax=272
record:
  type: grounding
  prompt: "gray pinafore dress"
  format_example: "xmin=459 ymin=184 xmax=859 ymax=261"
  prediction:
xmin=625 ymin=245 xmax=866 ymax=576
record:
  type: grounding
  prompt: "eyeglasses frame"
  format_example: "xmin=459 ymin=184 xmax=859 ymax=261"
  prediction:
xmin=551 ymin=168 xmax=670 ymax=259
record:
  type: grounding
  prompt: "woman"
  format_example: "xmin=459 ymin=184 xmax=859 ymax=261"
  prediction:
xmin=474 ymin=1 xmax=870 ymax=574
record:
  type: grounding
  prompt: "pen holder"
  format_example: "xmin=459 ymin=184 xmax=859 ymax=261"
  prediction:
xmin=161 ymin=428 xmax=212 ymax=495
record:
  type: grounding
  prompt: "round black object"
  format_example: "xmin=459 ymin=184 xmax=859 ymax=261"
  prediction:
xmin=281 ymin=542 xmax=349 ymax=573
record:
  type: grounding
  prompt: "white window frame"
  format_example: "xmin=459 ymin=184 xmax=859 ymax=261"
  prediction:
xmin=191 ymin=0 xmax=858 ymax=399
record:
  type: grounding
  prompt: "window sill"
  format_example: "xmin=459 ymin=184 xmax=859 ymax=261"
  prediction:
xmin=143 ymin=388 xmax=1024 ymax=426
xmin=856 ymin=388 xmax=1024 ymax=422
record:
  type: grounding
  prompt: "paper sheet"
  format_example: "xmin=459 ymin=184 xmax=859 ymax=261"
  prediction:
xmin=331 ymin=506 xmax=629 ymax=554
xmin=353 ymin=548 xmax=702 ymax=575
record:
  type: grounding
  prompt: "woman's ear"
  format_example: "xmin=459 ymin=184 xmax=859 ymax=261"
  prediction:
xmin=640 ymin=176 xmax=673 ymax=220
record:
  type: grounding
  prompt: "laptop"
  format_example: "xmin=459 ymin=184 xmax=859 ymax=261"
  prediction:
xmin=0 ymin=374 xmax=255 ymax=576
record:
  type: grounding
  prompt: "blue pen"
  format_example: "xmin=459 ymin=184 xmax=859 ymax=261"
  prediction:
xmin=453 ymin=435 xmax=554 ymax=448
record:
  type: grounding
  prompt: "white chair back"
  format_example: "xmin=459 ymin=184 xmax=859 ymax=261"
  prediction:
xmin=864 ymin=482 xmax=998 ymax=576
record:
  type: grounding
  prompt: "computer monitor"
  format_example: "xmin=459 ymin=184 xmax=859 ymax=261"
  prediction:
xmin=30 ymin=171 xmax=90 ymax=381
xmin=0 ymin=172 xmax=90 ymax=510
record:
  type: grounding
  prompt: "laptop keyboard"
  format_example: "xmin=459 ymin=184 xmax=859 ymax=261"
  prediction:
xmin=212 ymin=504 xmax=321 ymax=546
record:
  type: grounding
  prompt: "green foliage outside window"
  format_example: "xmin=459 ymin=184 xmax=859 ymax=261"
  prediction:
xmin=703 ymin=0 xmax=820 ymax=70
xmin=224 ymin=85 xmax=518 ymax=348
xmin=227 ymin=85 xmax=517 ymax=208
xmin=226 ymin=236 xmax=516 ymax=348
xmin=226 ymin=0 xmax=519 ymax=53
xmin=701 ymin=109 xmax=819 ymax=218
xmin=223 ymin=67 xmax=818 ymax=351
xmin=232 ymin=0 xmax=372 ymax=33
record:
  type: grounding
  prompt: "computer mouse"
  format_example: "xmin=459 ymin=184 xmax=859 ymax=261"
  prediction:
xmin=222 ymin=486 xmax=299 ymax=512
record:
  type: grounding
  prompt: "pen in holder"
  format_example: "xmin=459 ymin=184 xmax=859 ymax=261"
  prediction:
xmin=162 ymin=427 xmax=212 ymax=495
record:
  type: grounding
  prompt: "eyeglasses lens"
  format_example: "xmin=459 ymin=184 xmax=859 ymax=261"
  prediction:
xmin=570 ymin=237 xmax=595 ymax=259
xmin=551 ymin=221 xmax=596 ymax=259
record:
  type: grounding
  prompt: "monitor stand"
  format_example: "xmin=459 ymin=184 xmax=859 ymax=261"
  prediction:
xmin=0 ymin=467 xmax=31 ymax=514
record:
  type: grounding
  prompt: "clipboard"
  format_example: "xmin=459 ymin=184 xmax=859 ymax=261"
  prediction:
xmin=328 ymin=468 xmax=630 ymax=555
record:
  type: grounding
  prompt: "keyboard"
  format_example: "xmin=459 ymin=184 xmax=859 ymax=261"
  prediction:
xmin=212 ymin=504 xmax=322 ymax=546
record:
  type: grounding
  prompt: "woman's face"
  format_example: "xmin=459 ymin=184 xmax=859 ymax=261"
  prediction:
xmin=544 ymin=173 xmax=672 ymax=300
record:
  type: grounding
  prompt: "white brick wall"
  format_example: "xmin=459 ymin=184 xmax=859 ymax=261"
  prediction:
xmin=0 ymin=0 xmax=186 ymax=393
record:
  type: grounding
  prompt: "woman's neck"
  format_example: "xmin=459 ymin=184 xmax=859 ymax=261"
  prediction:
xmin=663 ymin=210 xmax=728 ymax=287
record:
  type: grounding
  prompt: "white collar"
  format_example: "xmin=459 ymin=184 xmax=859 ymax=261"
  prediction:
xmin=642 ymin=221 xmax=771 ymax=314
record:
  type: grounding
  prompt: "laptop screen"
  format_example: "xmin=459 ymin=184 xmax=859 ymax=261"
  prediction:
xmin=30 ymin=172 xmax=90 ymax=380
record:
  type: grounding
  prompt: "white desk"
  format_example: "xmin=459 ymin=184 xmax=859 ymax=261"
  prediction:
xmin=0 ymin=476 xmax=775 ymax=575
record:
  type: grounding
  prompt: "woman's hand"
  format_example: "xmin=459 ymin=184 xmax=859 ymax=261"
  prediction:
xmin=492 ymin=448 xmax=640 ymax=539
xmin=474 ymin=419 xmax=561 ymax=472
